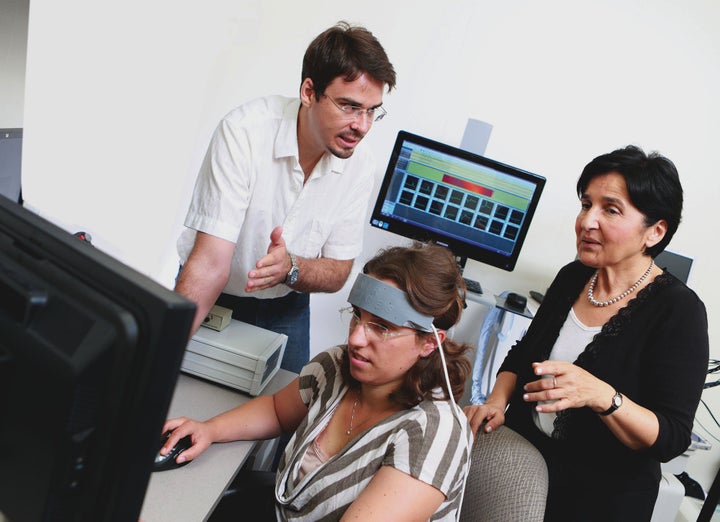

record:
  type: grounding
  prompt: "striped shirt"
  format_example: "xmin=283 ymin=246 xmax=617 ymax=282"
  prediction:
xmin=275 ymin=346 xmax=472 ymax=521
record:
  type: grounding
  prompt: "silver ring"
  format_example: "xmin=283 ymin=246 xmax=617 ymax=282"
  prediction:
xmin=553 ymin=376 xmax=558 ymax=388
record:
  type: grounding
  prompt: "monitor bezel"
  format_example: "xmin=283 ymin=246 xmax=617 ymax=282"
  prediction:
xmin=370 ymin=130 xmax=546 ymax=271
xmin=0 ymin=195 xmax=196 ymax=522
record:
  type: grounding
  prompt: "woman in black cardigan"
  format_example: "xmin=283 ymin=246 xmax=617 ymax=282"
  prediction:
xmin=464 ymin=145 xmax=709 ymax=521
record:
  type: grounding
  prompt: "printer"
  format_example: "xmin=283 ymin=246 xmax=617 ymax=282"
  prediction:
xmin=181 ymin=319 xmax=287 ymax=396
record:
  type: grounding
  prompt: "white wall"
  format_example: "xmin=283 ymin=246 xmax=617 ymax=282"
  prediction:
xmin=0 ymin=0 xmax=28 ymax=126
xmin=18 ymin=0 xmax=720 ymax=495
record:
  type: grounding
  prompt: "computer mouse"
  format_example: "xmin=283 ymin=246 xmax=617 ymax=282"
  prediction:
xmin=153 ymin=431 xmax=193 ymax=472
xmin=505 ymin=292 xmax=527 ymax=312
xmin=529 ymin=290 xmax=545 ymax=304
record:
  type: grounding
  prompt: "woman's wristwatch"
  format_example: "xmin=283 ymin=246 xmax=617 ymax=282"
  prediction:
xmin=598 ymin=391 xmax=623 ymax=416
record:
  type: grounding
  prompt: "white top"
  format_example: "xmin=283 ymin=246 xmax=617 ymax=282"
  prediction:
xmin=297 ymin=419 xmax=332 ymax=482
xmin=177 ymin=95 xmax=375 ymax=298
xmin=534 ymin=307 xmax=601 ymax=436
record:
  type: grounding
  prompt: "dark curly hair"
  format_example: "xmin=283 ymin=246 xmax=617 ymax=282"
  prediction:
xmin=340 ymin=243 xmax=472 ymax=407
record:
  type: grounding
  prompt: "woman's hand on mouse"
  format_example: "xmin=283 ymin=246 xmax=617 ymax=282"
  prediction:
xmin=160 ymin=417 xmax=214 ymax=463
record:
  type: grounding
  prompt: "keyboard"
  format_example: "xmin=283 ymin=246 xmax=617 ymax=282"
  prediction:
xmin=463 ymin=278 xmax=483 ymax=295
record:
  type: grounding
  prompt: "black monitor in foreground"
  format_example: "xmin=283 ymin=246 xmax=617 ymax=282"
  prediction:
xmin=0 ymin=196 xmax=196 ymax=521
xmin=371 ymin=131 xmax=545 ymax=288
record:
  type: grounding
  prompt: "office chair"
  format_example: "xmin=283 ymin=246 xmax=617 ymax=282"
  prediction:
xmin=460 ymin=425 xmax=548 ymax=522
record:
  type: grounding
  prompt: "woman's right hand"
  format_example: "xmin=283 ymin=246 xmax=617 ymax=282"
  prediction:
xmin=463 ymin=371 xmax=516 ymax=436
xmin=160 ymin=417 xmax=215 ymax=464
xmin=462 ymin=402 xmax=506 ymax=436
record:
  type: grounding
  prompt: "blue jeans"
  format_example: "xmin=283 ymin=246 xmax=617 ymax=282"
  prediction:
xmin=215 ymin=291 xmax=310 ymax=374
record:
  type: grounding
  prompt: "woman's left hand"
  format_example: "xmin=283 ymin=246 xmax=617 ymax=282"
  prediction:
xmin=522 ymin=360 xmax=615 ymax=414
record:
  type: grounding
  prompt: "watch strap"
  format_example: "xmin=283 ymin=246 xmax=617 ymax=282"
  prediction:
xmin=598 ymin=391 xmax=623 ymax=416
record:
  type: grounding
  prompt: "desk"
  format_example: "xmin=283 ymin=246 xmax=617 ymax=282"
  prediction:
xmin=140 ymin=370 xmax=296 ymax=522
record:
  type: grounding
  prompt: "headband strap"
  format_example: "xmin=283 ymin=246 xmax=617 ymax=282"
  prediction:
xmin=347 ymin=273 xmax=434 ymax=332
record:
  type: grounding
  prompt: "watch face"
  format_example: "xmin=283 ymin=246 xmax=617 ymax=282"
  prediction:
xmin=288 ymin=267 xmax=299 ymax=285
xmin=612 ymin=394 xmax=623 ymax=408
xmin=599 ymin=392 xmax=623 ymax=416
xmin=286 ymin=254 xmax=299 ymax=286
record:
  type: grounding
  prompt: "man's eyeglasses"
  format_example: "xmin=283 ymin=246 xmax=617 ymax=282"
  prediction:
xmin=323 ymin=95 xmax=387 ymax=122
xmin=339 ymin=307 xmax=417 ymax=342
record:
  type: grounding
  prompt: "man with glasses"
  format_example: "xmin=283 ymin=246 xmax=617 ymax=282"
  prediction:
xmin=175 ymin=21 xmax=396 ymax=373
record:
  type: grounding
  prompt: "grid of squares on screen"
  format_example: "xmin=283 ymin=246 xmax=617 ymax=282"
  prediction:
xmin=397 ymin=174 xmax=524 ymax=241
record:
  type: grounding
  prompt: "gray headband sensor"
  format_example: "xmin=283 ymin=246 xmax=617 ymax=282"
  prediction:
xmin=347 ymin=273 xmax=435 ymax=332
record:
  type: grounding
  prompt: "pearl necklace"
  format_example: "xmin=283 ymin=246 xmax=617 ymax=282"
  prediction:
xmin=587 ymin=259 xmax=654 ymax=307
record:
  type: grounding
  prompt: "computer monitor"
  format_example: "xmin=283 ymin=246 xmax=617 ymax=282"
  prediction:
xmin=0 ymin=195 xmax=196 ymax=521
xmin=654 ymin=250 xmax=693 ymax=284
xmin=370 ymin=131 xmax=546 ymax=289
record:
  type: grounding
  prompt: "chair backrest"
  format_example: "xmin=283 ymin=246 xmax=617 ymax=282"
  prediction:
xmin=460 ymin=426 xmax=548 ymax=522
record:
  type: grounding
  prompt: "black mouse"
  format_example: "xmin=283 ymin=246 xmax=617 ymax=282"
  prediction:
xmin=505 ymin=292 xmax=527 ymax=311
xmin=153 ymin=431 xmax=193 ymax=472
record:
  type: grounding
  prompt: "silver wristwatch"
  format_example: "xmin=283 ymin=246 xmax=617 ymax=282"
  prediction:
xmin=285 ymin=253 xmax=299 ymax=286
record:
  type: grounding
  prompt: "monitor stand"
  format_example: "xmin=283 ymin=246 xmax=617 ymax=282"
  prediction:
xmin=456 ymin=256 xmax=483 ymax=295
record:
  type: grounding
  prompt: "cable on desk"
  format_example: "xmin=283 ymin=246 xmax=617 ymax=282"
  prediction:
xmin=694 ymin=417 xmax=720 ymax=445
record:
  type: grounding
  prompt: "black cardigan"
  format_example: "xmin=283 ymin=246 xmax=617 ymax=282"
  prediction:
xmin=500 ymin=261 xmax=709 ymax=520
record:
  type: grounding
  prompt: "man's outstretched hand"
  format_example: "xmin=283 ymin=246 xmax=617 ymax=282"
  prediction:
xmin=246 ymin=226 xmax=291 ymax=292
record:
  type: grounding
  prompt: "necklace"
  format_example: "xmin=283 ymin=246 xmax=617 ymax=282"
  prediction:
xmin=587 ymin=259 xmax=654 ymax=307
xmin=346 ymin=391 xmax=397 ymax=438
xmin=346 ymin=394 xmax=359 ymax=437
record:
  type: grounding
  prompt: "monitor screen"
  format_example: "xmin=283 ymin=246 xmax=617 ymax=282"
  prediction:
xmin=370 ymin=131 xmax=546 ymax=271
xmin=0 ymin=195 xmax=196 ymax=521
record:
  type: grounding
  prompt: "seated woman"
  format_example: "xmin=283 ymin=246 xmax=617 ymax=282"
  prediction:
xmin=162 ymin=243 xmax=473 ymax=521
xmin=464 ymin=145 xmax=709 ymax=521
